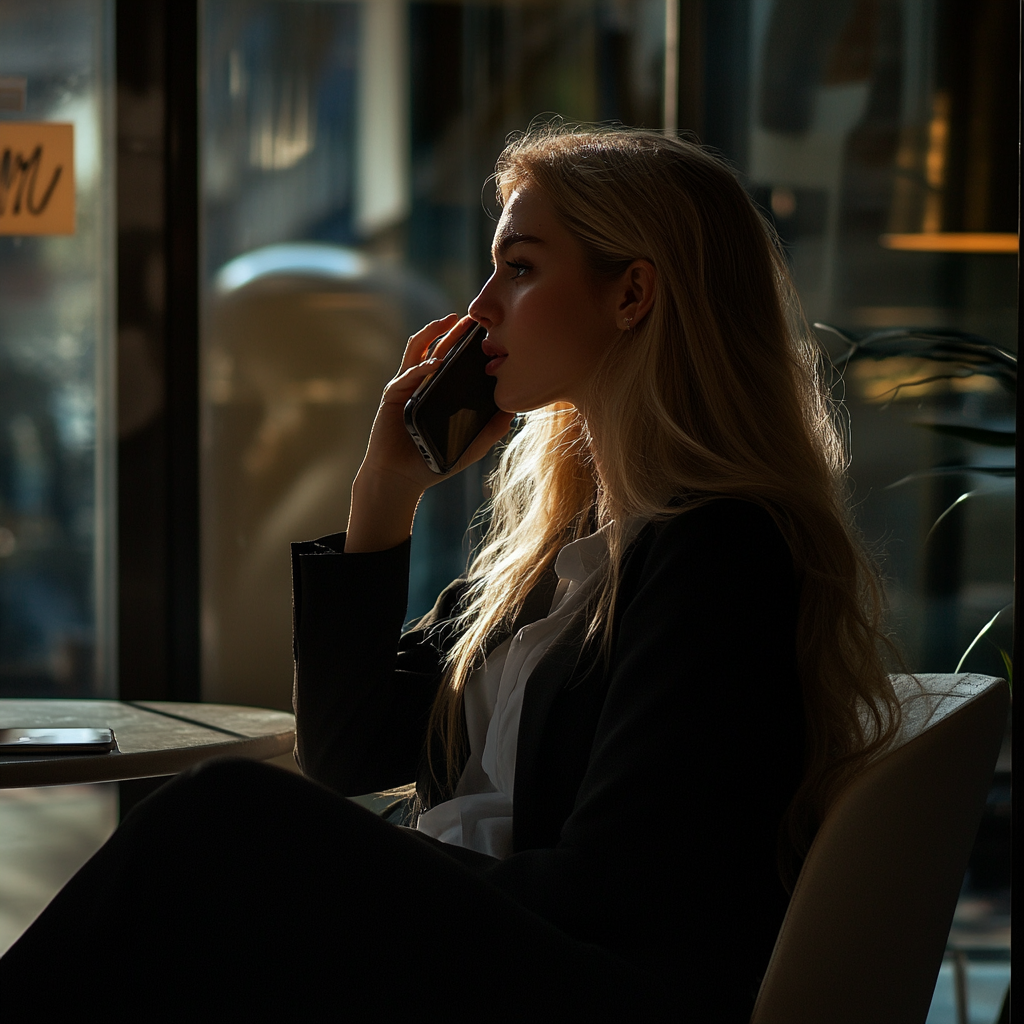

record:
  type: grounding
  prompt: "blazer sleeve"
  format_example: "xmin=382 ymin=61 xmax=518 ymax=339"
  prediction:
xmin=480 ymin=502 xmax=804 ymax=1006
xmin=290 ymin=532 xmax=465 ymax=796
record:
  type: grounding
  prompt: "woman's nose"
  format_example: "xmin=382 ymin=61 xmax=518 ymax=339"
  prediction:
xmin=468 ymin=272 xmax=500 ymax=328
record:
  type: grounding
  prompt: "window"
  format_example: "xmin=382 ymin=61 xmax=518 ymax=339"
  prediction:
xmin=0 ymin=0 xmax=116 ymax=698
xmin=199 ymin=0 xmax=673 ymax=710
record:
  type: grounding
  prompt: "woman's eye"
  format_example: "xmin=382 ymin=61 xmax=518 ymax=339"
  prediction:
xmin=505 ymin=261 xmax=530 ymax=279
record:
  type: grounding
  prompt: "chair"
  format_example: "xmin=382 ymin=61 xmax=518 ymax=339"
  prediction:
xmin=751 ymin=673 xmax=1010 ymax=1024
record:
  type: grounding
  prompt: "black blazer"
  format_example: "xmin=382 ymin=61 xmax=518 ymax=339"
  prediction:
xmin=292 ymin=499 xmax=804 ymax=1018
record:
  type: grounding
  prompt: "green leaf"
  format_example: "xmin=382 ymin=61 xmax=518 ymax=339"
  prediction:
xmin=886 ymin=466 xmax=1016 ymax=489
xmin=925 ymin=491 xmax=975 ymax=540
xmin=812 ymin=322 xmax=1018 ymax=394
xmin=956 ymin=605 xmax=1013 ymax=673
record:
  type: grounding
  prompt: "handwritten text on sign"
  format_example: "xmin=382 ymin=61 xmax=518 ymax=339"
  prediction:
xmin=0 ymin=122 xmax=75 ymax=235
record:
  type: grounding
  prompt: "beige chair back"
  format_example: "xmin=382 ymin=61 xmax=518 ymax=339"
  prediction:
xmin=751 ymin=673 xmax=1009 ymax=1024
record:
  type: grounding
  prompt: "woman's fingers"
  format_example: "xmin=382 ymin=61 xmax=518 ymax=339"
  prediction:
xmin=382 ymin=358 xmax=443 ymax=405
xmin=428 ymin=315 xmax=478 ymax=363
xmin=389 ymin=314 xmax=480 ymax=405
xmin=400 ymin=313 xmax=459 ymax=371
xmin=368 ymin=312 xmax=505 ymax=486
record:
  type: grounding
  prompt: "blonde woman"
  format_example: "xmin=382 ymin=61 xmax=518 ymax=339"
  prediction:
xmin=1 ymin=127 xmax=899 ymax=1023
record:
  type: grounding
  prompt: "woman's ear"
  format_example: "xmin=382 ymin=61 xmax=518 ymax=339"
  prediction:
xmin=614 ymin=260 xmax=656 ymax=330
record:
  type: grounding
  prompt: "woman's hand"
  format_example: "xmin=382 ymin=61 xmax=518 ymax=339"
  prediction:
xmin=345 ymin=314 xmax=515 ymax=553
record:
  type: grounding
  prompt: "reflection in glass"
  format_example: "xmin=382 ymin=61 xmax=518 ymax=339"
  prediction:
xmin=744 ymin=0 xmax=1016 ymax=679
xmin=201 ymin=0 xmax=669 ymax=710
xmin=203 ymin=243 xmax=446 ymax=708
xmin=202 ymin=0 xmax=1014 ymax=706
xmin=0 ymin=0 xmax=115 ymax=697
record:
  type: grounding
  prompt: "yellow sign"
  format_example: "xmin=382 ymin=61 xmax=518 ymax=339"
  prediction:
xmin=0 ymin=122 xmax=75 ymax=235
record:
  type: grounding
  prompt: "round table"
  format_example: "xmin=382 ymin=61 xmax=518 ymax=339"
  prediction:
xmin=0 ymin=700 xmax=295 ymax=789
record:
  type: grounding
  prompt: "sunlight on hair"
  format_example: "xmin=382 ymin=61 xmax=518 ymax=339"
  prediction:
xmin=426 ymin=125 xmax=902 ymax=869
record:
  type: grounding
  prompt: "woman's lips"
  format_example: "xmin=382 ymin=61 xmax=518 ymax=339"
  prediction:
xmin=482 ymin=337 xmax=507 ymax=375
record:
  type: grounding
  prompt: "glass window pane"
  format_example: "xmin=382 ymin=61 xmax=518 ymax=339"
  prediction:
xmin=0 ymin=0 xmax=116 ymax=698
xmin=743 ymin=0 xmax=1016 ymax=678
xmin=200 ymin=0 xmax=669 ymax=709
xmin=202 ymin=0 xmax=1015 ymax=711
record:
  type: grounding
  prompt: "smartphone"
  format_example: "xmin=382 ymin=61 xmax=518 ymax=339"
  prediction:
xmin=0 ymin=727 xmax=116 ymax=755
xmin=404 ymin=321 xmax=499 ymax=474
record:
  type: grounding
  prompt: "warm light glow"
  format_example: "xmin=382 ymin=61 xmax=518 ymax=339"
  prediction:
xmin=923 ymin=92 xmax=950 ymax=232
xmin=851 ymin=357 xmax=1001 ymax=401
xmin=880 ymin=233 xmax=1019 ymax=253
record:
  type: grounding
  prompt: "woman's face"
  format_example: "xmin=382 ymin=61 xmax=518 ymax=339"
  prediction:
xmin=468 ymin=187 xmax=621 ymax=414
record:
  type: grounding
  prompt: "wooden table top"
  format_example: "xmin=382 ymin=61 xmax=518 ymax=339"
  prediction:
xmin=0 ymin=700 xmax=295 ymax=789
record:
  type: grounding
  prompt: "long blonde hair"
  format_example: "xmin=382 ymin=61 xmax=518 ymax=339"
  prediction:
xmin=426 ymin=124 xmax=900 ymax=860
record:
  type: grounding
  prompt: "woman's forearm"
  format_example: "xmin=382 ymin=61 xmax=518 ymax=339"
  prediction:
xmin=344 ymin=468 xmax=424 ymax=553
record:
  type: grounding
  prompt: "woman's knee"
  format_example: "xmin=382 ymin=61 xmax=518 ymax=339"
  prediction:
xmin=117 ymin=757 xmax=298 ymax=839
xmin=183 ymin=754 xmax=284 ymax=787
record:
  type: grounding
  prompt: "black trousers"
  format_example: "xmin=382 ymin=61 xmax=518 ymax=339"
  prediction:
xmin=0 ymin=759 xmax=672 ymax=1023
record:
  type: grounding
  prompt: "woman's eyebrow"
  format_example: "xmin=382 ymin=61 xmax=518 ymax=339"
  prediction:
xmin=492 ymin=231 xmax=544 ymax=259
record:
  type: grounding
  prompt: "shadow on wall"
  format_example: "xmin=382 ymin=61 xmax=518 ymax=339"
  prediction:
xmin=203 ymin=243 xmax=448 ymax=711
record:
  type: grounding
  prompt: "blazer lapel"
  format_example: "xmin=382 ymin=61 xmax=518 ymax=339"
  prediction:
xmin=510 ymin=523 xmax=654 ymax=850
xmin=416 ymin=567 xmax=559 ymax=809
xmin=511 ymin=604 xmax=593 ymax=850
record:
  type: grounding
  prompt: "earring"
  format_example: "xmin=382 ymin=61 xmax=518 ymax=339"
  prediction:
xmin=623 ymin=317 xmax=633 ymax=330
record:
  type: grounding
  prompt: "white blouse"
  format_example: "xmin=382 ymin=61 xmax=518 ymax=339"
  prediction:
xmin=415 ymin=523 xmax=616 ymax=859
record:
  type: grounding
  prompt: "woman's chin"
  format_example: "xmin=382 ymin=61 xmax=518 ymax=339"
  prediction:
xmin=494 ymin=382 xmax=558 ymax=415
xmin=497 ymin=397 xmax=541 ymax=415
xmin=493 ymin=383 xmax=527 ymax=415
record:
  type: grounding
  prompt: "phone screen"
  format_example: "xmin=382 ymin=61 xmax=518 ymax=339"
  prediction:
xmin=404 ymin=323 xmax=499 ymax=474
xmin=0 ymin=727 xmax=116 ymax=755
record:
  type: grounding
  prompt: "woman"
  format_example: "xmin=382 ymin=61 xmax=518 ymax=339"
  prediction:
xmin=0 ymin=126 xmax=899 ymax=1022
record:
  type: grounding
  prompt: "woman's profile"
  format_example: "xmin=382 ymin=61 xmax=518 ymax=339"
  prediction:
xmin=0 ymin=125 xmax=900 ymax=1023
